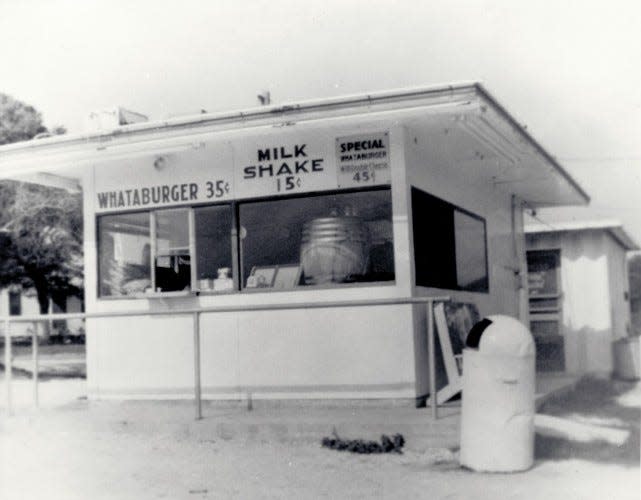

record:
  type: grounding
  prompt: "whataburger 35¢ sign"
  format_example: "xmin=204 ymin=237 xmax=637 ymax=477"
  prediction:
xmin=94 ymin=131 xmax=391 ymax=213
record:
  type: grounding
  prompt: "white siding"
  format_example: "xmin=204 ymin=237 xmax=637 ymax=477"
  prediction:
xmin=526 ymin=229 xmax=631 ymax=376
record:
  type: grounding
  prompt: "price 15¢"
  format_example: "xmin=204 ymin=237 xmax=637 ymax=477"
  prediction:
xmin=276 ymin=175 xmax=302 ymax=192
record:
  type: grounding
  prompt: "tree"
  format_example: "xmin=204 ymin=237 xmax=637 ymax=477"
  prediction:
xmin=0 ymin=93 xmax=80 ymax=338
xmin=0 ymin=93 xmax=47 ymax=145
xmin=0 ymin=93 xmax=66 ymax=145
xmin=0 ymin=181 xmax=83 ymax=318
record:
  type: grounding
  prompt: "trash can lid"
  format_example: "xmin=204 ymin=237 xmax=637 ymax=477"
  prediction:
xmin=476 ymin=315 xmax=535 ymax=357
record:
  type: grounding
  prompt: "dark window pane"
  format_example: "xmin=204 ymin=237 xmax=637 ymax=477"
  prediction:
xmin=411 ymin=187 xmax=456 ymax=288
xmin=9 ymin=290 xmax=21 ymax=316
xmin=527 ymin=250 xmax=560 ymax=296
xmin=411 ymin=187 xmax=488 ymax=292
xmin=155 ymin=208 xmax=190 ymax=292
xmin=194 ymin=205 xmax=234 ymax=292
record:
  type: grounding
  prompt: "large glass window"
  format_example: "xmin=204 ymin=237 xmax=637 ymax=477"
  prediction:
xmin=98 ymin=205 xmax=234 ymax=296
xmin=97 ymin=188 xmax=393 ymax=297
xmin=239 ymin=188 xmax=394 ymax=289
xmin=98 ymin=212 xmax=151 ymax=296
xmin=411 ymin=187 xmax=488 ymax=292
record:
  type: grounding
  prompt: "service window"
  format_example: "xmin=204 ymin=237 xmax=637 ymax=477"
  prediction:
xmin=98 ymin=204 xmax=235 ymax=297
xmin=153 ymin=208 xmax=191 ymax=292
xmin=411 ymin=187 xmax=488 ymax=292
xmin=238 ymin=188 xmax=394 ymax=290
xmin=97 ymin=188 xmax=391 ymax=297
xmin=98 ymin=212 xmax=151 ymax=296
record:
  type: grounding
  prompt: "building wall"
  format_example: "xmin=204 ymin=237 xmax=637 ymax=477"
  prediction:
xmin=84 ymin=121 xmax=420 ymax=400
xmin=0 ymin=288 xmax=40 ymax=338
xmin=83 ymin=119 xmax=530 ymax=401
xmin=0 ymin=288 xmax=84 ymax=339
xmin=604 ymin=233 xmax=631 ymax=341
xmin=403 ymin=124 xmax=527 ymax=398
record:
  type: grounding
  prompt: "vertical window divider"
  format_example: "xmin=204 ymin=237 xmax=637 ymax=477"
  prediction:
xmin=188 ymin=208 xmax=197 ymax=292
xmin=150 ymin=211 xmax=157 ymax=292
xmin=231 ymin=203 xmax=241 ymax=291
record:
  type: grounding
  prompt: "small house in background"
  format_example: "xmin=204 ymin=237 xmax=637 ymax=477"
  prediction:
xmin=0 ymin=287 xmax=84 ymax=343
xmin=525 ymin=219 xmax=638 ymax=377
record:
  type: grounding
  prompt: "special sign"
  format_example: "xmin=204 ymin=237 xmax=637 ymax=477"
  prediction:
xmin=94 ymin=132 xmax=391 ymax=213
xmin=336 ymin=132 xmax=390 ymax=188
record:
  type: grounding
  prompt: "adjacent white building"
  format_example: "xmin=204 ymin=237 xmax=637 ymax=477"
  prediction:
xmin=525 ymin=219 xmax=638 ymax=376
xmin=0 ymin=287 xmax=84 ymax=341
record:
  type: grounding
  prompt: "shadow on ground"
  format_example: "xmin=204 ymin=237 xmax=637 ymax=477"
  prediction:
xmin=535 ymin=377 xmax=640 ymax=466
xmin=0 ymin=344 xmax=86 ymax=380
xmin=0 ymin=364 xmax=85 ymax=380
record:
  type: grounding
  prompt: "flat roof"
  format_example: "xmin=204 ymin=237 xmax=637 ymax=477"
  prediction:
xmin=0 ymin=82 xmax=589 ymax=207
xmin=525 ymin=219 xmax=639 ymax=251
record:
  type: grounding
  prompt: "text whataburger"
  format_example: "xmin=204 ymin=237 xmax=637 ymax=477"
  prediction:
xmin=95 ymin=132 xmax=391 ymax=212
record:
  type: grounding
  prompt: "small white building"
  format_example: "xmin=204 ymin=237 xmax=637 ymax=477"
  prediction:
xmin=0 ymin=83 xmax=589 ymax=402
xmin=0 ymin=287 xmax=84 ymax=341
xmin=525 ymin=220 xmax=638 ymax=376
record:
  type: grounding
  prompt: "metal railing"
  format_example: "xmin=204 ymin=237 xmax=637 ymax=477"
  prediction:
xmin=2 ymin=296 xmax=449 ymax=419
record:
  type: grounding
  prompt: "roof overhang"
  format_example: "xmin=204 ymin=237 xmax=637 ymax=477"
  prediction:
xmin=0 ymin=82 xmax=589 ymax=207
xmin=525 ymin=219 xmax=639 ymax=251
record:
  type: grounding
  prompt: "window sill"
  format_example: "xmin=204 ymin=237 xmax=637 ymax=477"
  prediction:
xmin=98 ymin=281 xmax=396 ymax=300
xmin=195 ymin=289 xmax=237 ymax=296
xmin=241 ymin=280 xmax=396 ymax=293
xmin=137 ymin=290 xmax=195 ymax=299
xmin=99 ymin=290 xmax=196 ymax=300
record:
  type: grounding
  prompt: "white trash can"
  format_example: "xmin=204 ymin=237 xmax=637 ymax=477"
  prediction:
xmin=460 ymin=315 xmax=536 ymax=472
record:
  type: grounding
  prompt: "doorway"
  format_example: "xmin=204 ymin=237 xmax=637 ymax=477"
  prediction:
xmin=527 ymin=249 xmax=565 ymax=371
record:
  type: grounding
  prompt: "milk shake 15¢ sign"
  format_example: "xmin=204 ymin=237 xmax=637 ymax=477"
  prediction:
xmin=336 ymin=132 xmax=390 ymax=188
xmin=235 ymin=135 xmax=337 ymax=199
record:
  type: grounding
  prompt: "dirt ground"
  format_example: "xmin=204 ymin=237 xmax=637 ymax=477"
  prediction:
xmin=1 ymin=377 xmax=639 ymax=500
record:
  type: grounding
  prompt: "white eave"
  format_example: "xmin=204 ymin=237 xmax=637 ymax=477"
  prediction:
xmin=525 ymin=219 xmax=639 ymax=251
xmin=0 ymin=82 xmax=589 ymax=207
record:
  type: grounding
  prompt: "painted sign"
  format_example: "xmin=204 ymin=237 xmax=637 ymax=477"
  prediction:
xmin=94 ymin=131 xmax=390 ymax=213
xmin=94 ymin=145 xmax=234 ymax=213
xmin=233 ymin=134 xmax=337 ymax=199
xmin=336 ymin=132 xmax=390 ymax=188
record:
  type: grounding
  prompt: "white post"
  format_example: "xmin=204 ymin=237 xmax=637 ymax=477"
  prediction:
xmin=4 ymin=319 xmax=12 ymax=415
xmin=32 ymin=323 xmax=39 ymax=408
xmin=193 ymin=311 xmax=202 ymax=420
xmin=427 ymin=300 xmax=438 ymax=419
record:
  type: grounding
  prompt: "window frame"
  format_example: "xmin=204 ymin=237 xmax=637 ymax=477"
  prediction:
xmin=96 ymin=203 xmax=236 ymax=298
xmin=236 ymin=186 xmax=395 ymax=291
xmin=149 ymin=208 xmax=197 ymax=294
xmin=96 ymin=185 xmax=395 ymax=299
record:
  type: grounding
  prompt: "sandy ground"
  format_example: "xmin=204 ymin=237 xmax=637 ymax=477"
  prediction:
xmin=1 ymin=376 xmax=639 ymax=500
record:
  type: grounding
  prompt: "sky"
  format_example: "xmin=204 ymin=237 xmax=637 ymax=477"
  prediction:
xmin=1 ymin=0 xmax=640 ymax=241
